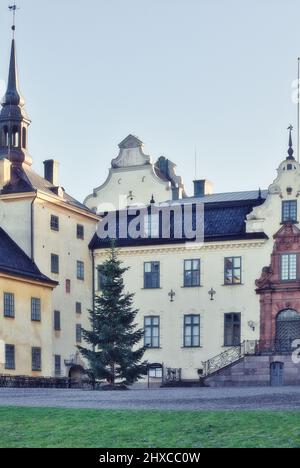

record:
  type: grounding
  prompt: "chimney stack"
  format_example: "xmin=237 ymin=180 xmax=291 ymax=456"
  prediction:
xmin=43 ymin=160 xmax=59 ymax=186
xmin=193 ymin=179 xmax=213 ymax=198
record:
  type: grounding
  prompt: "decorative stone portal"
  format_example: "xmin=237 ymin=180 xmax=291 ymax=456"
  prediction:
xmin=256 ymin=223 xmax=300 ymax=349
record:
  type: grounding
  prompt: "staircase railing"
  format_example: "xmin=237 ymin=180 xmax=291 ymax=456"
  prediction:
xmin=202 ymin=344 xmax=244 ymax=376
xmin=202 ymin=338 xmax=300 ymax=377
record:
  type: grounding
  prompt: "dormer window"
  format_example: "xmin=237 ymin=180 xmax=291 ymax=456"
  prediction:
xmin=282 ymin=201 xmax=297 ymax=223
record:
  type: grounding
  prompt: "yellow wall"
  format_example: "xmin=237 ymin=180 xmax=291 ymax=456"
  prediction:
xmin=0 ymin=273 xmax=54 ymax=377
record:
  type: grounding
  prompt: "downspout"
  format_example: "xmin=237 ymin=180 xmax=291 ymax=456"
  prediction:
xmin=30 ymin=191 xmax=37 ymax=261
xmin=92 ymin=248 xmax=96 ymax=341
xmin=92 ymin=248 xmax=96 ymax=390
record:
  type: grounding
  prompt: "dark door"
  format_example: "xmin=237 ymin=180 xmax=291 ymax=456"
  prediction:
xmin=270 ymin=362 xmax=284 ymax=387
xmin=276 ymin=309 xmax=300 ymax=352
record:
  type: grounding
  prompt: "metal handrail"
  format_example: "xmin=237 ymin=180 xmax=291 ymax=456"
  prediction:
xmin=202 ymin=338 xmax=300 ymax=376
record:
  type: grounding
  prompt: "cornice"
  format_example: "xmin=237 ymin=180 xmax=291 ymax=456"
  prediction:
xmin=36 ymin=191 xmax=100 ymax=221
xmin=94 ymin=239 xmax=267 ymax=257
xmin=0 ymin=190 xmax=99 ymax=221
xmin=0 ymin=271 xmax=57 ymax=289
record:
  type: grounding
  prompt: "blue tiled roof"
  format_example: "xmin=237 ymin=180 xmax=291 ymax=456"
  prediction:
xmin=89 ymin=197 xmax=268 ymax=250
xmin=0 ymin=228 xmax=57 ymax=284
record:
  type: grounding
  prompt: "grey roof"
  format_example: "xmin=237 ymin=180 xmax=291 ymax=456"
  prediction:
xmin=0 ymin=227 xmax=57 ymax=285
xmin=172 ymin=190 xmax=268 ymax=205
xmin=89 ymin=196 xmax=268 ymax=250
xmin=2 ymin=165 xmax=94 ymax=214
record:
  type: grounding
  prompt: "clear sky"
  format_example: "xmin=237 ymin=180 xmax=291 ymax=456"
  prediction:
xmin=0 ymin=0 xmax=300 ymax=202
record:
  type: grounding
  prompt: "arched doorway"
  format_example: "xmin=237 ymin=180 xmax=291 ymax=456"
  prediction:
xmin=276 ymin=309 xmax=300 ymax=352
xmin=69 ymin=365 xmax=84 ymax=388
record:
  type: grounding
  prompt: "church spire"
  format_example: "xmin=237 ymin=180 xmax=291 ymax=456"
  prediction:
xmin=0 ymin=5 xmax=32 ymax=166
xmin=287 ymin=125 xmax=295 ymax=161
xmin=2 ymin=38 xmax=25 ymax=108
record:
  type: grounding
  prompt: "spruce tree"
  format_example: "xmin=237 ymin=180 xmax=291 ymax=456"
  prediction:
xmin=79 ymin=245 xmax=147 ymax=388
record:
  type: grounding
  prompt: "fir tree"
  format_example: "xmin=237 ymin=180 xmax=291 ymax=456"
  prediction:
xmin=79 ymin=245 xmax=147 ymax=388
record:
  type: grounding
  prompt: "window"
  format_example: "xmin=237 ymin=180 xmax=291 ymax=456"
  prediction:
xmin=76 ymin=302 xmax=82 ymax=314
xmin=144 ymin=213 xmax=159 ymax=238
xmin=281 ymin=254 xmax=297 ymax=281
xmin=77 ymin=224 xmax=84 ymax=240
xmin=184 ymin=315 xmax=200 ymax=347
xmin=224 ymin=257 xmax=242 ymax=285
xmin=54 ymin=311 xmax=61 ymax=331
xmin=32 ymin=347 xmax=42 ymax=372
xmin=77 ymin=261 xmax=84 ymax=280
xmin=282 ymin=201 xmax=297 ymax=223
xmin=144 ymin=316 xmax=160 ymax=348
xmin=144 ymin=262 xmax=160 ymax=289
xmin=97 ymin=266 xmax=107 ymax=291
xmin=22 ymin=127 xmax=27 ymax=149
xmin=50 ymin=215 xmax=59 ymax=232
xmin=51 ymin=254 xmax=59 ymax=274
xmin=224 ymin=313 xmax=241 ymax=346
xmin=4 ymin=293 xmax=15 ymax=318
xmin=76 ymin=324 xmax=82 ymax=343
xmin=148 ymin=367 xmax=163 ymax=378
xmin=5 ymin=345 xmax=15 ymax=370
xmin=54 ymin=355 xmax=61 ymax=376
xmin=66 ymin=280 xmax=71 ymax=293
xmin=31 ymin=298 xmax=41 ymax=322
xmin=184 ymin=260 xmax=200 ymax=287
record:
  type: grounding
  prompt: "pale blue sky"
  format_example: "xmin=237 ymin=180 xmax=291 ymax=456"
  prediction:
xmin=0 ymin=0 xmax=300 ymax=201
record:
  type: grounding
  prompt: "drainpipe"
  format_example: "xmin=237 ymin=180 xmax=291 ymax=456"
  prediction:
xmin=30 ymin=191 xmax=37 ymax=261
xmin=91 ymin=248 xmax=96 ymax=390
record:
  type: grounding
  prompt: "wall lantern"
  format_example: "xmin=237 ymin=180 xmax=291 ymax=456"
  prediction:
xmin=208 ymin=288 xmax=216 ymax=301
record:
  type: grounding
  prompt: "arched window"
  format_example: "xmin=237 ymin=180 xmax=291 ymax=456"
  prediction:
xmin=22 ymin=127 xmax=27 ymax=149
xmin=277 ymin=309 xmax=300 ymax=321
xmin=276 ymin=309 xmax=300 ymax=352
xmin=12 ymin=126 xmax=19 ymax=148
xmin=2 ymin=126 xmax=9 ymax=147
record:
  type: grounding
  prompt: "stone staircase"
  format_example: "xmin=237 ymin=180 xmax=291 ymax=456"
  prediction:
xmin=201 ymin=340 xmax=300 ymax=387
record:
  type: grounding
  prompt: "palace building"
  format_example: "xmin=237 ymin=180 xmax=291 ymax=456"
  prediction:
xmin=1 ymin=25 xmax=300 ymax=387
xmin=0 ymin=34 xmax=99 ymax=381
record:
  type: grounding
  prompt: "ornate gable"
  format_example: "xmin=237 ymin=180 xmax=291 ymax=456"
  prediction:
xmin=256 ymin=223 xmax=300 ymax=289
xmin=111 ymin=134 xmax=151 ymax=168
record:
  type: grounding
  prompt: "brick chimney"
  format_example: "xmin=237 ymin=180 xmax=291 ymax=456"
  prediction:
xmin=43 ymin=160 xmax=59 ymax=186
xmin=193 ymin=179 xmax=213 ymax=198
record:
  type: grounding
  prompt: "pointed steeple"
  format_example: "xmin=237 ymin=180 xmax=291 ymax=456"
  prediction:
xmin=287 ymin=125 xmax=295 ymax=161
xmin=0 ymin=26 xmax=32 ymax=166
xmin=2 ymin=39 xmax=25 ymax=108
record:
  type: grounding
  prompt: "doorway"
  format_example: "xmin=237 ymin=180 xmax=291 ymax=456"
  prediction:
xmin=270 ymin=362 xmax=284 ymax=387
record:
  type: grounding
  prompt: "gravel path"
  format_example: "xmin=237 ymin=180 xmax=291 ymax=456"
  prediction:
xmin=1 ymin=386 xmax=300 ymax=411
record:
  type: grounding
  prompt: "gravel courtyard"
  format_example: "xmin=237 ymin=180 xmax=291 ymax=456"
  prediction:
xmin=0 ymin=386 xmax=300 ymax=411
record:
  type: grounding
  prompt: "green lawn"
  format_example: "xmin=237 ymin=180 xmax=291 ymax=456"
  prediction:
xmin=0 ymin=407 xmax=299 ymax=448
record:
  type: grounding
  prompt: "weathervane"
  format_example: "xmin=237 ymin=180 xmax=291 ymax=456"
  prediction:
xmin=9 ymin=4 xmax=19 ymax=38
xmin=287 ymin=124 xmax=294 ymax=160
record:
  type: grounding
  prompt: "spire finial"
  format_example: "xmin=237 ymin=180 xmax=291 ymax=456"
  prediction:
xmin=9 ymin=4 xmax=19 ymax=39
xmin=287 ymin=124 xmax=295 ymax=160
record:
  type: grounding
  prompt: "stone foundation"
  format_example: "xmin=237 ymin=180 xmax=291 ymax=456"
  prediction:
xmin=204 ymin=355 xmax=300 ymax=387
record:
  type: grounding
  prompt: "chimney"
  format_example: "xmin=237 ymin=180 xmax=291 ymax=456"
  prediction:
xmin=43 ymin=160 xmax=59 ymax=186
xmin=193 ymin=179 xmax=213 ymax=198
